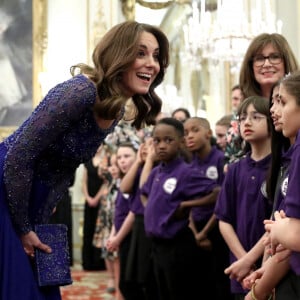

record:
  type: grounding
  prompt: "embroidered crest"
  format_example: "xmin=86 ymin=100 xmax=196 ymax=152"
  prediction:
xmin=123 ymin=193 xmax=130 ymax=199
xmin=163 ymin=177 xmax=177 ymax=194
xmin=260 ymin=180 xmax=268 ymax=198
xmin=206 ymin=166 xmax=218 ymax=180
xmin=281 ymin=176 xmax=289 ymax=197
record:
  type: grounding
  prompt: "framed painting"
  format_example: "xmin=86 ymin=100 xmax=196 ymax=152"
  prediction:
xmin=0 ymin=0 xmax=47 ymax=140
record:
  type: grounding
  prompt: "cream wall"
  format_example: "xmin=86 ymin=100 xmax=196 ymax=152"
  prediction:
xmin=276 ymin=0 xmax=300 ymax=59
xmin=41 ymin=0 xmax=124 ymax=95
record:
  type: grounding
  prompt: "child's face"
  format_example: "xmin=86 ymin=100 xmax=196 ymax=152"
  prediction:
xmin=116 ymin=146 xmax=137 ymax=174
xmin=270 ymin=85 xmax=282 ymax=132
xmin=108 ymin=154 xmax=120 ymax=179
xmin=184 ymin=119 xmax=211 ymax=152
xmin=215 ymin=125 xmax=228 ymax=151
xmin=279 ymin=84 xmax=300 ymax=139
xmin=152 ymin=124 xmax=183 ymax=162
xmin=239 ymin=103 xmax=269 ymax=142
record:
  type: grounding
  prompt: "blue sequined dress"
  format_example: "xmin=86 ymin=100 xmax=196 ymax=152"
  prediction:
xmin=0 ymin=75 xmax=121 ymax=299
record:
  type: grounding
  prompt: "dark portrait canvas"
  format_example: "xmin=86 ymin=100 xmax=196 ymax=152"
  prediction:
xmin=0 ymin=0 xmax=33 ymax=127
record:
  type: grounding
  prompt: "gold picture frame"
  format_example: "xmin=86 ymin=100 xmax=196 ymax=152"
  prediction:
xmin=0 ymin=0 xmax=48 ymax=141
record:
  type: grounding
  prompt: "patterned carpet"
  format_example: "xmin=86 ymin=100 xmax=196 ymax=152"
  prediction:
xmin=61 ymin=266 xmax=116 ymax=300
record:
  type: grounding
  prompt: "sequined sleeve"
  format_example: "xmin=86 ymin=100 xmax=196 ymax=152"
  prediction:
xmin=3 ymin=76 xmax=96 ymax=234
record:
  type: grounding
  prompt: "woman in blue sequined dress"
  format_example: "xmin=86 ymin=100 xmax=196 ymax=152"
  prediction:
xmin=0 ymin=20 xmax=169 ymax=300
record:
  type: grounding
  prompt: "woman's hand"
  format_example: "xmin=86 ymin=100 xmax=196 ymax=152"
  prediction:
xmin=21 ymin=231 xmax=52 ymax=257
xmin=86 ymin=196 xmax=99 ymax=207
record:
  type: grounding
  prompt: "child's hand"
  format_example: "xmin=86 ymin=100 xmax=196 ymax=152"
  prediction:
xmin=244 ymin=292 xmax=252 ymax=300
xmin=264 ymin=210 xmax=286 ymax=255
xmin=195 ymin=230 xmax=207 ymax=242
xmin=146 ymin=140 xmax=157 ymax=163
xmin=225 ymin=255 xmax=255 ymax=282
xmin=172 ymin=204 xmax=190 ymax=220
xmin=137 ymin=143 xmax=145 ymax=164
xmin=106 ymin=236 xmax=119 ymax=252
xmin=273 ymin=248 xmax=291 ymax=262
xmin=196 ymin=238 xmax=212 ymax=250
xmin=242 ymin=267 xmax=264 ymax=290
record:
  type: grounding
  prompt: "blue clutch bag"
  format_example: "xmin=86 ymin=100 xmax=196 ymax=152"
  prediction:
xmin=34 ymin=224 xmax=73 ymax=287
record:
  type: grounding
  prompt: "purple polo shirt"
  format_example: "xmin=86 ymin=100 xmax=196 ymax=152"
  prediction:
xmin=142 ymin=157 xmax=217 ymax=239
xmin=273 ymin=145 xmax=293 ymax=213
xmin=130 ymin=166 xmax=145 ymax=215
xmin=214 ymin=153 xmax=272 ymax=294
xmin=190 ymin=146 xmax=225 ymax=222
xmin=282 ymin=131 xmax=300 ymax=275
xmin=114 ymin=190 xmax=132 ymax=232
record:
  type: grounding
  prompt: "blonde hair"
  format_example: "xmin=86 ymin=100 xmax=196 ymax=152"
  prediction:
xmin=216 ymin=114 xmax=232 ymax=128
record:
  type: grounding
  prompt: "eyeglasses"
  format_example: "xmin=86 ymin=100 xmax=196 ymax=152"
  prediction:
xmin=252 ymin=53 xmax=283 ymax=67
xmin=238 ymin=112 xmax=267 ymax=124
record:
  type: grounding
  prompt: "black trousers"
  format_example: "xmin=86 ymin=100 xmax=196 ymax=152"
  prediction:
xmin=151 ymin=227 xmax=200 ymax=300
xmin=195 ymin=220 xmax=234 ymax=300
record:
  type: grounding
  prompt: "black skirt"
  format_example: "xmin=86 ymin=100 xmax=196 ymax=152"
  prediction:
xmin=126 ymin=214 xmax=153 ymax=283
xmin=276 ymin=271 xmax=300 ymax=300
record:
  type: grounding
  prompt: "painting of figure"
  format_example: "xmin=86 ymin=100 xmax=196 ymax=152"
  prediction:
xmin=0 ymin=0 xmax=32 ymax=127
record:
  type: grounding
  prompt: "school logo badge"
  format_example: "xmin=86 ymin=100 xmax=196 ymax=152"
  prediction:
xmin=260 ymin=181 xmax=267 ymax=198
xmin=281 ymin=176 xmax=289 ymax=197
xmin=163 ymin=177 xmax=177 ymax=194
xmin=206 ymin=166 xmax=218 ymax=180
xmin=123 ymin=193 xmax=130 ymax=199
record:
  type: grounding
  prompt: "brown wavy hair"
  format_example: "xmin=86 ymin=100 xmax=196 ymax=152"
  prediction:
xmin=71 ymin=21 xmax=169 ymax=129
xmin=239 ymin=33 xmax=298 ymax=98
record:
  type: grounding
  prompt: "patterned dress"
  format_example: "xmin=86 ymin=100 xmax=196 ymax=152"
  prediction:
xmin=93 ymin=178 xmax=120 ymax=260
xmin=0 ymin=75 xmax=122 ymax=299
xmin=224 ymin=113 xmax=244 ymax=164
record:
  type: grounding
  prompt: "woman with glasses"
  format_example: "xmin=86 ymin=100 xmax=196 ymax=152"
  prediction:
xmin=225 ymin=33 xmax=298 ymax=166
xmin=240 ymin=33 xmax=298 ymax=99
